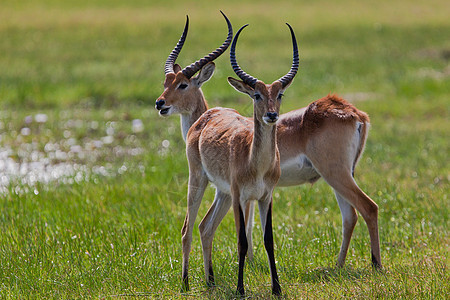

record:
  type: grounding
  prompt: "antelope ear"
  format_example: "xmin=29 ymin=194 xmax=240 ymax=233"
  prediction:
xmin=173 ymin=64 xmax=182 ymax=74
xmin=227 ymin=77 xmax=254 ymax=97
xmin=192 ymin=62 xmax=215 ymax=87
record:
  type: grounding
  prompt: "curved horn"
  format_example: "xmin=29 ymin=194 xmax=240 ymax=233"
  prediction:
xmin=277 ymin=23 xmax=299 ymax=88
xmin=230 ymin=24 xmax=258 ymax=88
xmin=181 ymin=11 xmax=233 ymax=79
xmin=164 ymin=15 xmax=189 ymax=75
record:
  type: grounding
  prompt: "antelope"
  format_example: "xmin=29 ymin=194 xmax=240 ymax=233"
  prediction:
xmin=155 ymin=11 xmax=236 ymax=290
xmin=156 ymin=12 xmax=381 ymax=293
xmin=183 ymin=22 xmax=298 ymax=296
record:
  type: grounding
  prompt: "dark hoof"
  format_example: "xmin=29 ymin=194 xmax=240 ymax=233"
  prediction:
xmin=371 ymin=260 xmax=383 ymax=270
xmin=371 ymin=252 xmax=382 ymax=270
xmin=207 ymin=267 xmax=215 ymax=287
xmin=272 ymin=284 xmax=282 ymax=297
xmin=181 ymin=278 xmax=189 ymax=293
xmin=236 ymin=286 xmax=245 ymax=297
xmin=372 ymin=263 xmax=383 ymax=272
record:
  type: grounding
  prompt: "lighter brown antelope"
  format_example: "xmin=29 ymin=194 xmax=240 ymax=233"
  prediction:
xmin=183 ymin=23 xmax=299 ymax=296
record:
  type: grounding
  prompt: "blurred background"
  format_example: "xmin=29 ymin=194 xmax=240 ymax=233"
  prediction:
xmin=1 ymin=0 xmax=448 ymax=188
xmin=0 ymin=0 xmax=448 ymax=298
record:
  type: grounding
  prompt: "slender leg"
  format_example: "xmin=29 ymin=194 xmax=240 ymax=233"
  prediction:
xmin=334 ymin=191 xmax=358 ymax=267
xmin=198 ymin=190 xmax=232 ymax=286
xmin=306 ymin=124 xmax=381 ymax=269
xmin=325 ymin=174 xmax=382 ymax=268
xmin=232 ymin=192 xmax=247 ymax=296
xmin=181 ymin=171 xmax=209 ymax=291
xmin=244 ymin=201 xmax=255 ymax=260
xmin=258 ymin=197 xmax=281 ymax=296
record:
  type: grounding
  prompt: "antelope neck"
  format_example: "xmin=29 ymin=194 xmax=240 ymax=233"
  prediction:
xmin=180 ymin=98 xmax=208 ymax=141
xmin=249 ymin=116 xmax=277 ymax=172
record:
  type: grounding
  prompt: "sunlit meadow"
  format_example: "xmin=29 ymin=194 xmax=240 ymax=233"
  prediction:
xmin=0 ymin=0 xmax=448 ymax=298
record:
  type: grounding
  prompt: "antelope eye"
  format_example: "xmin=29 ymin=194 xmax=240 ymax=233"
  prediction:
xmin=178 ymin=83 xmax=188 ymax=90
xmin=254 ymin=94 xmax=262 ymax=100
xmin=277 ymin=93 xmax=284 ymax=100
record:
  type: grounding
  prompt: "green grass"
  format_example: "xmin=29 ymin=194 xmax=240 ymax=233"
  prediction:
xmin=0 ymin=0 xmax=449 ymax=298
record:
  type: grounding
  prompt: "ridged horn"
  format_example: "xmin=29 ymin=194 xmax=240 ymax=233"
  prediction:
xmin=230 ymin=24 xmax=258 ymax=88
xmin=277 ymin=23 xmax=299 ymax=88
xmin=181 ymin=11 xmax=233 ymax=79
xmin=164 ymin=15 xmax=189 ymax=75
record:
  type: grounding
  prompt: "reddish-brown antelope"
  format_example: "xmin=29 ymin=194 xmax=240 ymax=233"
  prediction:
xmin=156 ymin=12 xmax=381 ymax=294
xmin=183 ymin=22 xmax=299 ymax=296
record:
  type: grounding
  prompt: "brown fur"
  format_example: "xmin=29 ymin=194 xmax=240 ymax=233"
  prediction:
xmin=183 ymin=79 xmax=286 ymax=295
xmin=303 ymin=94 xmax=369 ymax=130
xmin=157 ymin=67 xmax=382 ymax=294
xmin=159 ymin=70 xmax=210 ymax=117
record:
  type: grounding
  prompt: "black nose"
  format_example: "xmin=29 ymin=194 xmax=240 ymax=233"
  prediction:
xmin=266 ymin=112 xmax=278 ymax=122
xmin=155 ymin=99 xmax=165 ymax=110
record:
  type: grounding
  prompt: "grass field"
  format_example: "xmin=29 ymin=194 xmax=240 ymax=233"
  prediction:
xmin=0 ymin=0 xmax=449 ymax=298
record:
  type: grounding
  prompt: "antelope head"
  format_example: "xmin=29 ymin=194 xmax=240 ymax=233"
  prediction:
xmin=156 ymin=12 xmax=233 ymax=117
xmin=227 ymin=23 xmax=299 ymax=125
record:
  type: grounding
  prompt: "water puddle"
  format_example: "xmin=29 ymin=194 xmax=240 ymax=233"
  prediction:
xmin=0 ymin=110 xmax=149 ymax=194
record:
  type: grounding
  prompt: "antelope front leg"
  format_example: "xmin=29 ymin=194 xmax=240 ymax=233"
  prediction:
xmin=232 ymin=191 xmax=248 ymax=296
xmin=258 ymin=196 xmax=281 ymax=296
xmin=181 ymin=172 xmax=208 ymax=291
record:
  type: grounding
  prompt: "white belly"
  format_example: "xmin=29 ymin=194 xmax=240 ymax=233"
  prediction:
xmin=278 ymin=154 xmax=321 ymax=187
xmin=240 ymin=178 xmax=268 ymax=202
xmin=203 ymin=167 xmax=231 ymax=194
xmin=203 ymin=167 xmax=270 ymax=203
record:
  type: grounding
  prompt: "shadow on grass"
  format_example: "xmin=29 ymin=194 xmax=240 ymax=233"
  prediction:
xmin=286 ymin=265 xmax=385 ymax=285
xmin=180 ymin=267 xmax=382 ymax=299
